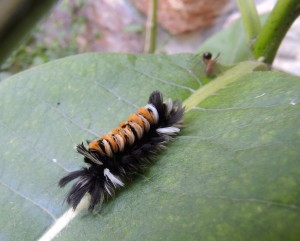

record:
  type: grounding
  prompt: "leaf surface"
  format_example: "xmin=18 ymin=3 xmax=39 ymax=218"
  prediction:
xmin=0 ymin=53 xmax=299 ymax=241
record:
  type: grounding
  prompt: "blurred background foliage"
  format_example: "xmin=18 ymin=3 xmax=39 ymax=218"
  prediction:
xmin=0 ymin=0 xmax=299 ymax=79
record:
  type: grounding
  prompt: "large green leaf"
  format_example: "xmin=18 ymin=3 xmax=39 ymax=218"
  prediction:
xmin=0 ymin=53 xmax=299 ymax=241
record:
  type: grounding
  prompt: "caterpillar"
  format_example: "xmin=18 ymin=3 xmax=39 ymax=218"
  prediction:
xmin=59 ymin=91 xmax=184 ymax=210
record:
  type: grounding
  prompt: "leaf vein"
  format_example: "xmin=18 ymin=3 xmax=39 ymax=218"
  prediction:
xmin=31 ymin=92 xmax=98 ymax=137
xmin=0 ymin=179 xmax=57 ymax=220
xmin=90 ymin=80 xmax=138 ymax=109
xmin=128 ymin=66 xmax=195 ymax=93
xmin=0 ymin=122 xmax=69 ymax=172
xmin=204 ymin=194 xmax=300 ymax=211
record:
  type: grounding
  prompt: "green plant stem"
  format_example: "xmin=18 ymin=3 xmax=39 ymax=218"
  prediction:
xmin=236 ymin=0 xmax=261 ymax=46
xmin=253 ymin=0 xmax=300 ymax=64
xmin=144 ymin=0 xmax=157 ymax=53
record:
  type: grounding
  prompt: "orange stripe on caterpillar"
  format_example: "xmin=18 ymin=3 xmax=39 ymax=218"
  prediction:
xmin=89 ymin=108 xmax=156 ymax=156
xmin=122 ymin=125 xmax=135 ymax=145
xmin=102 ymin=139 xmax=113 ymax=157
xmin=137 ymin=107 xmax=155 ymax=124
xmin=128 ymin=121 xmax=143 ymax=139
xmin=101 ymin=134 xmax=118 ymax=153
xmin=88 ymin=139 xmax=104 ymax=155
xmin=127 ymin=113 xmax=144 ymax=129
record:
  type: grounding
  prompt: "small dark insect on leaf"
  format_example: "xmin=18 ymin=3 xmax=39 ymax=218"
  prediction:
xmin=202 ymin=52 xmax=220 ymax=77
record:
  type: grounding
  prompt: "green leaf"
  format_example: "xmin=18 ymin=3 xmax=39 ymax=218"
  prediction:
xmin=236 ymin=0 xmax=261 ymax=41
xmin=197 ymin=18 xmax=250 ymax=64
xmin=0 ymin=53 xmax=299 ymax=241
xmin=197 ymin=15 xmax=268 ymax=65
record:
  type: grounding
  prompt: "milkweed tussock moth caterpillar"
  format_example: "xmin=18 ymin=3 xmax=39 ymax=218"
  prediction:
xmin=59 ymin=91 xmax=184 ymax=210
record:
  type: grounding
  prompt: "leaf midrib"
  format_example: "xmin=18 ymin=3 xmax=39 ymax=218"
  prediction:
xmin=183 ymin=61 xmax=267 ymax=111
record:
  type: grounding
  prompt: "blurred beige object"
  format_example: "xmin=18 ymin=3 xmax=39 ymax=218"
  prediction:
xmin=133 ymin=0 xmax=230 ymax=34
xmin=78 ymin=0 xmax=144 ymax=53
